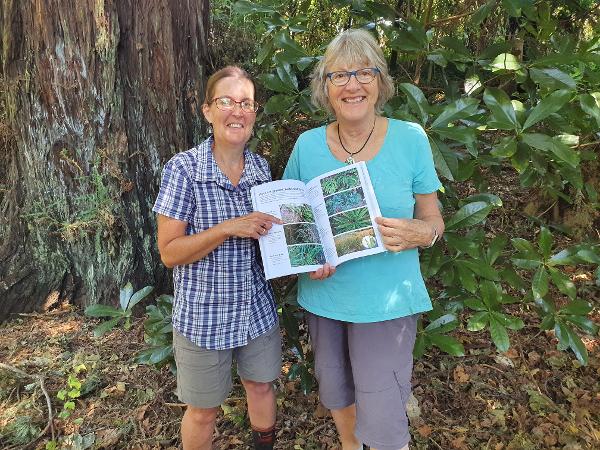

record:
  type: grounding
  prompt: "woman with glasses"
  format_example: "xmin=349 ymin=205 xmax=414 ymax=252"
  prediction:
xmin=283 ymin=29 xmax=445 ymax=450
xmin=153 ymin=66 xmax=282 ymax=450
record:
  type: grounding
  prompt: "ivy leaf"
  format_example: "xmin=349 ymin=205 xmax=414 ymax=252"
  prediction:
xmin=484 ymin=87 xmax=520 ymax=130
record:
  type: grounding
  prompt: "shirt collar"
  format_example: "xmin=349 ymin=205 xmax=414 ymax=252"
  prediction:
xmin=194 ymin=135 xmax=271 ymax=188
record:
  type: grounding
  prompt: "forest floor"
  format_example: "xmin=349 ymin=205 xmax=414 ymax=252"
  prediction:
xmin=0 ymin=303 xmax=599 ymax=450
xmin=1 ymin=168 xmax=599 ymax=449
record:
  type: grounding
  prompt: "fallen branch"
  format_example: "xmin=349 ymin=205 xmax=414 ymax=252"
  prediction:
xmin=0 ymin=362 xmax=55 ymax=443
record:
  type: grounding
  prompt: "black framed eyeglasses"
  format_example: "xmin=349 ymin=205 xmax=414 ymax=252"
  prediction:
xmin=210 ymin=96 xmax=259 ymax=113
xmin=326 ymin=67 xmax=381 ymax=86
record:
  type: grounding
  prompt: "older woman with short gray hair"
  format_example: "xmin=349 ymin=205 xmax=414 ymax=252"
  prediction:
xmin=283 ymin=29 xmax=444 ymax=450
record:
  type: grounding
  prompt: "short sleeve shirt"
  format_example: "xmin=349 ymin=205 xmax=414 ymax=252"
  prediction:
xmin=153 ymin=136 xmax=277 ymax=349
xmin=282 ymin=119 xmax=442 ymax=322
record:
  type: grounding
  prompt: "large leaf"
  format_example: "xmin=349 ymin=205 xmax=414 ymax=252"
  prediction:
xmin=263 ymin=94 xmax=296 ymax=114
xmin=276 ymin=62 xmax=299 ymax=91
xmin=461 ymin=259 xmax=500 ymax=281
xmin=127 ymin=286 xmax=154 ymax=311
xmin=532 ymin=266 xmax=549 ymax=300
xmin=523 ymin=89 xmax=572 ymax=130
xmin=428 ymin=333 xmax=465 ymax=356
xmin=467 ymin=311 xmax=489 ymax=331
xmin=260 ymin=73 xmax=295 ymax=94
xmin=120 ymin=282 xmax=134 ymax=311
xmin=424 ymin=314 xmax=459 ymax=333
xmin=445 ymin=201 xmax=494 ymax=231
xmin=431 ymin=97 xmax=479 ymax=128
xmin=560 ymin=299 xmax=593 ymax=316
xmin=579 ymin=92 xmax=600 ymax=126
xmin=538 ymin=227 xmax=553 ymax=259
xmin=273 ymin=31 xmax=307 ymax=57
xmin=520 ymin=133 xmax=579 ymax=167
xmin=530 ymin=68 xmax=576 ymax=91
xmin=399 ymin=83 xmax=429 ymax=125
xmin=490 ymin=53 xmax=522 ymax=71
xmin=455 ymin=261 xmax=478 ymax=293
xmin=489 ymin=317 xmax=510 ymax=352
xmin=548 ymin=267 xmax=576 ymax=300
xmin=85 ymin=304 xmax=123 ymax=318
xmin=470 ymin=0 xmax=496 ymax=27
xmin=430 ymin=138 xmax=457 ymax=181
xmin=93 ymin=317 xmax=122 ymax=337
xmin=391 ymin=19 xmax=429 ymax=52
xmin=483 ymin=88 xmax=520 ymax=130
xmin=233 ymin=0 xmax=277 ymax=14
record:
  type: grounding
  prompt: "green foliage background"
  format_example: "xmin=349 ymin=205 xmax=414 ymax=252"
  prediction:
xmin=142 ymin=0 xmax=599 ymax=385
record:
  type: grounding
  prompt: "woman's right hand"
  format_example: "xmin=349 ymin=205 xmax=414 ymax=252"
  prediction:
xmin=222 ymin=212 xmax=282 ymax=240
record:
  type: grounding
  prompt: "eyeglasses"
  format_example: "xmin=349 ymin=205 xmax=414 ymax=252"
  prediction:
xmin=326 ymin=67 xmax=381 ymax=86
xmin=210 ymin=96 xmax=259 ymax=113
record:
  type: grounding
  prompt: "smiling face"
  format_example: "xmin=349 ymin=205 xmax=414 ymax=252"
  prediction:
xmin=202 ymin=76 xmax=256 ymax=151
xmin=326 ymin=63 xmax=380 ymax=125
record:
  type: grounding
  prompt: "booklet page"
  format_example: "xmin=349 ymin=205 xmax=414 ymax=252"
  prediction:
xmin=251 ymin=180 xmax=326 ymax=280
xmin=306 ymin=162 xmax=385 ymax=265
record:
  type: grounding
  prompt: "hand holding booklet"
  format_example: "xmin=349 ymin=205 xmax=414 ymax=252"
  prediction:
xmin=251 ymin=162 xmax=386 ymax=279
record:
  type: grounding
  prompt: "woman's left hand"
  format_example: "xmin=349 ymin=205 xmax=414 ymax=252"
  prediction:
xmin=309 ymin=263 xmax=336 ymax=280
xmin=375 ymin=217 xmax=434 ymax=252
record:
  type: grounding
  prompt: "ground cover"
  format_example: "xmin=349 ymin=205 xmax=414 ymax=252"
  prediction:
xmin=0 ymin=305 xmax=598 ymax=449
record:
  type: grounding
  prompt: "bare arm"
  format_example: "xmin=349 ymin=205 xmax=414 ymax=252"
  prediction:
xmin=157 ymin=212 xmax=282 ymax=268
xmin=375 ymin=192 xmax=444 ymax=252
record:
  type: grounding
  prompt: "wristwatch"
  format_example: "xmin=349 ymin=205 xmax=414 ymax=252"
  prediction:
xmin=423 ymin=226 xmax=439 ymax=248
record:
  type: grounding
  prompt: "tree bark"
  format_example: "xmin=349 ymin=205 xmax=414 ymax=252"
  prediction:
xmin=0 ymin=0 xmax=210 ymax=320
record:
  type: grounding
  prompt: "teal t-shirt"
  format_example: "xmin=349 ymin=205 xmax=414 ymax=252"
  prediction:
xmin=282 ymin=118 xmax=442 ymax=323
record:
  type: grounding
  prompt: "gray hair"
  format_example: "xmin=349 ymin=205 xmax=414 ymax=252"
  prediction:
xmin=310 ymin=28 xmax=395 ymax=115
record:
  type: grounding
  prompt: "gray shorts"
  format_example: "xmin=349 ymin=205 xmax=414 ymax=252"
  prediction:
xmin=173 ymin=325 xmax=282 ymax=408
xmin=306 ymin=313 xmax=419 ymax=450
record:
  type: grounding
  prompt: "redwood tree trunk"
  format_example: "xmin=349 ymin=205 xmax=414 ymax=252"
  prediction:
xmin=0 ymin=0 xmax=210 ymax=319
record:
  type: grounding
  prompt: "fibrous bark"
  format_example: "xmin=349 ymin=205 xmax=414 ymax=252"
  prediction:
xmin=0 ymin=0 xmax=209 ymax=319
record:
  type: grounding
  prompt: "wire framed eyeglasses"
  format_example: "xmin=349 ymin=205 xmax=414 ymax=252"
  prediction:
xmin=326 ymin=67 xmax=381 ymax=86
xmin=209 ymin=96 xmax=259 ymax=113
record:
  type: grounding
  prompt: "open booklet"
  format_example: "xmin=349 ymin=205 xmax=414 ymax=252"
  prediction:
xmin=250 ymin=162 xmax=386 ymax=280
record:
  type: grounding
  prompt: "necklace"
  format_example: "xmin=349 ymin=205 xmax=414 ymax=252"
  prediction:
xmin=337 ymin=117 xmax=376 ymax=164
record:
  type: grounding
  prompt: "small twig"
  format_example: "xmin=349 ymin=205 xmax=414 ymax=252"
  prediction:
xmin=536 ymin=201 xmax=557 ymax=219
xmin=0 ymin=362 xmax=55 ymax=442
xmin=576 ymin=140 xmax=600 ymax=148
xmin=164 ymin=402 xmax=187 ymax=408
xmin=429 ymin=437 xmax=445 ymax=449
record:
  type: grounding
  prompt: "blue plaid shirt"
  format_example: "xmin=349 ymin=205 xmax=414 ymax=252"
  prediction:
xmin=153 ymin=136 xmax=277 ymax=350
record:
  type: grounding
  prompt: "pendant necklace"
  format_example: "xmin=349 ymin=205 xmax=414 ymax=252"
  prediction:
xmin=337 ymin=116 xmax=376 ymax=164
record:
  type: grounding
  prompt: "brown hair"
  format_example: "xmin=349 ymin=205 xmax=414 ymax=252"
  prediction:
xmin=203 ymin=66 xmax=255 ymax=104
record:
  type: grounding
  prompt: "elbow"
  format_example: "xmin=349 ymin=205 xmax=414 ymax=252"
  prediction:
xmin=159 ymin=252 xmax=176 ymax=269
